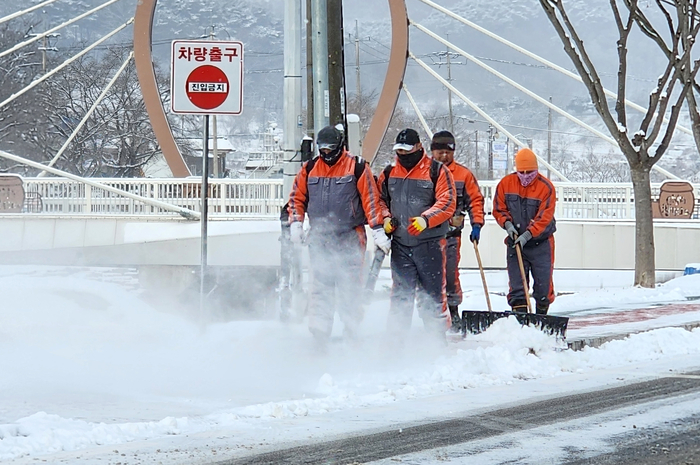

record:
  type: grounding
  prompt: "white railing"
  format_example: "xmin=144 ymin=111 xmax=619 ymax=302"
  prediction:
xmin=12 ymin=177 xmax=700 ymax=220
xmin=20 ymin=178 xmax=285 ymax=217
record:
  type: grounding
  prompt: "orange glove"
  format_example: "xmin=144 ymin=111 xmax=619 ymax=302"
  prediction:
xmin=407 ymin=216 xmax=428 ymax=236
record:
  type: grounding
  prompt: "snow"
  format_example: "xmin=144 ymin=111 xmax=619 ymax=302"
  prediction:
xmin=370 ymin=389 xmax=700 ymax=464
xmin=1 ymin=267 xmax=700 ymax=463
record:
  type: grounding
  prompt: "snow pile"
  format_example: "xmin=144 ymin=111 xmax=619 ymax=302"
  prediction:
xmin=1 ymin=271 xmax=700 ymax=460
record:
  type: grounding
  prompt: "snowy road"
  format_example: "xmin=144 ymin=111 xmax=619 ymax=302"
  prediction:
xmin=219 ymin=370 xmax=700 ymax=464
xmin=2 ymin=266 xmax=700 ymax=464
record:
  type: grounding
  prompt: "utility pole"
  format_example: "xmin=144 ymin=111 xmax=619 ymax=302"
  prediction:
xmin=446 ymin=34 xmax=454 ymax=134
xmin=474 ymin=130 xmax=479 ymax=175
xmin=429 ymin=47 xmax=460 ymax=134
xmin=283 ymin=0 xmax=303 ymax=198
xmin=547 ymin=95 xmax=553 ymax=179
xmin=29 ymin=13 xmax=59 ymax=74
xmin=488 ymin=125 xmax=494 ymax=180
xmin=326 ymin=0 xmax=346 ymax=129
xmin=306 ymin=0 xmax=314 ymax=140
xmin=355 ymin=20 xmax=361 ymax=98
xmin=311 ymin=0 xmax=330 ymax=137
xmin=41 ymin=10 xmax=48 ymax=73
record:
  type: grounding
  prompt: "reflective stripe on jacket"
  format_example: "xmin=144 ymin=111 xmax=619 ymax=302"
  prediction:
xmin=288 ymin=150 xmax=382 ymax=232
xmin=448 ymin=161 xmax=484 ymax=229
xmin=377 ymin=154 xmax=456 ymax=247
xmin=493 ymin=172 xmax=556 ymax=240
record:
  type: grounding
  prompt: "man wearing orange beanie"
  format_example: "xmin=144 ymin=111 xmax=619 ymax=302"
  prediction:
xmin=492 ymin=148 xmax=556 ymax=314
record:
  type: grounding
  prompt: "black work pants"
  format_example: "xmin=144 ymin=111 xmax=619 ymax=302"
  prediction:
xmin=389 ymin=238 xmax=449 ymax=335
xmin=445 ymin=235 xmax=463 ymax=307
xmin=506 ymin=236 xmax=555 ymax=310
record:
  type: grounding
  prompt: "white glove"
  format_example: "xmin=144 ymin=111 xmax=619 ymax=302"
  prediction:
xmin=371 ymin=227 xmax=391 ymax=254
xmin=290 ymin=222 xmax=303 ymax=244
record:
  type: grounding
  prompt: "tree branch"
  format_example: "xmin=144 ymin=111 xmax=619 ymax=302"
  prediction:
xmin=650 ymin=58 xmax=700 ymax=164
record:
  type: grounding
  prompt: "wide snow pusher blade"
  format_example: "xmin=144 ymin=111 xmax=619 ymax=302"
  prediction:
xmin=461 ymin=310 xmax=569 ymax=339
xmin=461 ymin=240 xmax=568 ymax=339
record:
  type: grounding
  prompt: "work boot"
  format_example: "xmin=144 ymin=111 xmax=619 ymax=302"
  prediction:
xmin=448 ymin=305 xmax=461 ymax=333
xmin=536 ymin=302 xmax=549 ymax=315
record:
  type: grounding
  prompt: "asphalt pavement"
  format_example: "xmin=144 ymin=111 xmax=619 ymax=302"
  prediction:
xmin=564 ymin=413 xmax=700 ymax=464
xmin=213 ymin=371 xmax=700 ymax=465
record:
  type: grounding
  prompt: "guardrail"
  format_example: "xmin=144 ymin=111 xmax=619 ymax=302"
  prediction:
xmin=20 ymin=178 xmax=285 ymax=217
xmin=12 ymin=177 xmax=700 ymax=220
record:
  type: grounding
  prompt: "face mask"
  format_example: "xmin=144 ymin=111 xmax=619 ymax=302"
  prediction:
xmin=397 ymin=148 xmax=424 ymax=171
xmin=517 ymin=170 xmax=538 ymax=187
xmin=320 ymin=146 xmax=343 ymax=166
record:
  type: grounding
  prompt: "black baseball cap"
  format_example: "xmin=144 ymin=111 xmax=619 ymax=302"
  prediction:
xmin=393 ymin=128 xmax=421 ymax=151
xmin=430 ymin=130 xmax=455 ymax=151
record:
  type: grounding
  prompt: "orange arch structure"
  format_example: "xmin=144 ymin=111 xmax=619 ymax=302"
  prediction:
xmin=361 ymin=0 xmax=408 ymax=164
xmin=134 ymin=0 xmax=191 ymax=177
xmin=134 ymin=0 xmax=408 ymax=173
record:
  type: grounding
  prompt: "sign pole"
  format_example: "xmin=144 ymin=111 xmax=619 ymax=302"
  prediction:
xmin=170 ymin=39 xmax=243 ymax=325
xmin=200 ymin=114 xmax=210 ymax=319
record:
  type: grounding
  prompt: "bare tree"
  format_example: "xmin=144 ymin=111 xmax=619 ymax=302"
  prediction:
xmin=573 ymin=147 xmax=630 ymax=182
xmin=30 ymin=47 xmax=176 ymax=177
xmin=539 ymin=0 xmax=700 ymax=287
xmin=0 ymin=22 xmax=45 ymax=173
xmin=631 ymin=1 xmax=700 ymax=157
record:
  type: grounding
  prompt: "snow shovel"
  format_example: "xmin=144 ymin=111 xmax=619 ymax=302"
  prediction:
xmin=364 ymin=247 xmax=386 ymax=302
xmin=462 ymin=240 xmax=506 ymax=336
xmin=512 ymin=242 xmax=568 ymax=338
xmin=462 ymin=239 xmax=568 ymax=339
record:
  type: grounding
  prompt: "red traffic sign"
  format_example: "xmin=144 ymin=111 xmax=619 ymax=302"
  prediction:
xmin=185 ymin=65 xmax=229 ymax=110
xmin=171 ymin=40 xmax=243 ymax=115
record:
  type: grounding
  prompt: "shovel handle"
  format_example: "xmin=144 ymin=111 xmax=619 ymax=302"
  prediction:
xmin=514 ymin=240 xmax=533 ymax=314
xmin=472 ymin=240 xmax=492 ymax=312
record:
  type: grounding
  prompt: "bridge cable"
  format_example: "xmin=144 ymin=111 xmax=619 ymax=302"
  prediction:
xmin=0 ymin=150 xmax=200 ymax=220
xmin=408 ymin=51 xmax=572 ymax=182
xmin=0 ymin=19 xmax=133 ymax=112
xmin=401 ymin=83 xmax=433 ymax=139
xmin=0 ymin=0 xmax=58 ymax=26
xmin=410 ymin=20 xmax=679 ymax=181
xmin=0 ymin=0 xmax=123 ymax=59
xmin=416 ymin=0 xmax=695 ymax=140
xmin=37 ymin=52 xmax=134 ymax=177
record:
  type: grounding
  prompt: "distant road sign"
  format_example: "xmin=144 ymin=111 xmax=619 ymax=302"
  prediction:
xmin=171 ymin=40 xmax=243 ymax=115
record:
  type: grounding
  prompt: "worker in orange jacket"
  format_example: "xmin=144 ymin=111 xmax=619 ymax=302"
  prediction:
xmin=493 ymin=148 xmax=556 ymax=314
xmin=430 ymin=131 xmax=484 ymax=331
xmin=288 ymin=126 xmax=388 ymax=348
xmin=377 ymin=128 xmax=456 ymax=341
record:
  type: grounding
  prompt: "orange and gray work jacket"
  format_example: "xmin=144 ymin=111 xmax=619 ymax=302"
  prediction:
xmin=377 ymin=154 xmax=456 ymax=247
xmin=287 ymin=150 xmax=383 ymax=233
xmin=447 ymin=161 xmax=484 ymax=235
xmin=493 ymin=172 xmax=556 ymax=241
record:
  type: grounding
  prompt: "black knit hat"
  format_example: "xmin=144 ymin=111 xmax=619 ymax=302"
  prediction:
xmin=431 ymin=130 xmax=455 ymax=151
